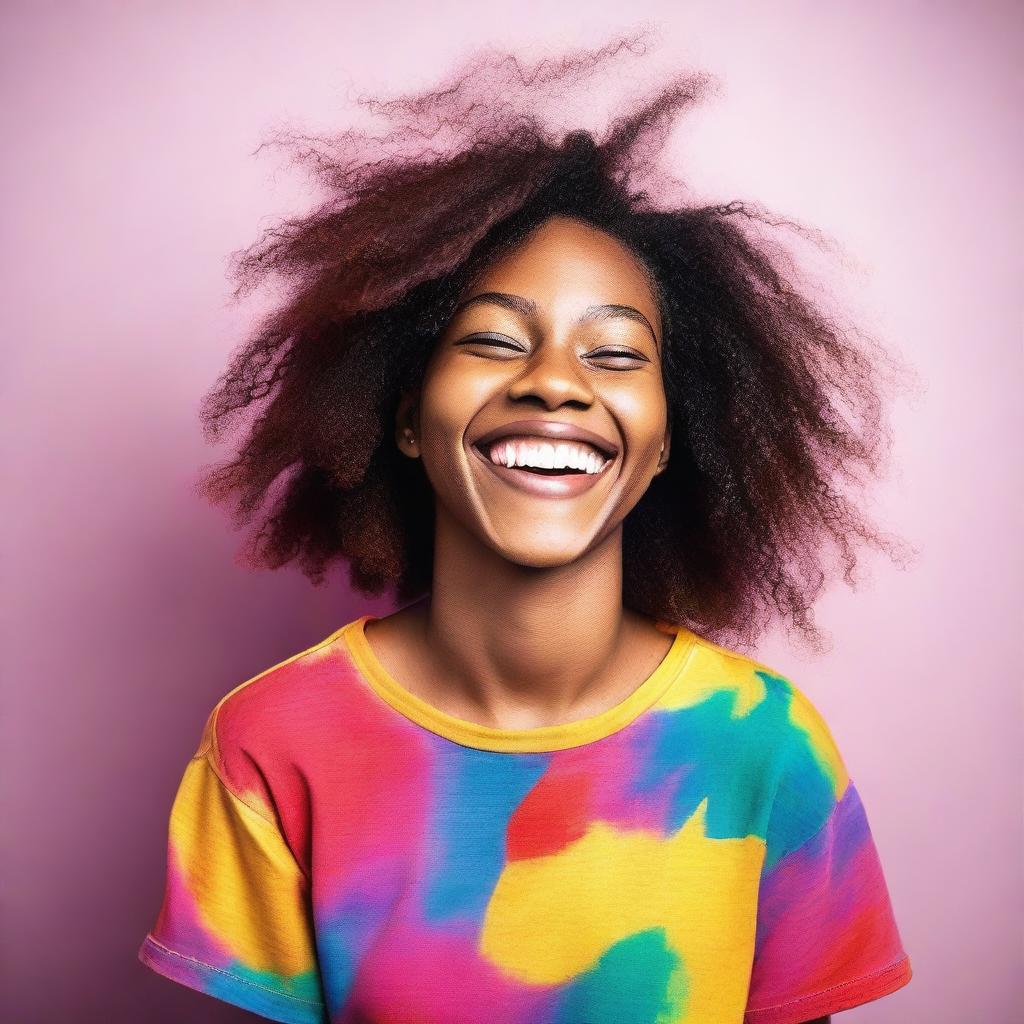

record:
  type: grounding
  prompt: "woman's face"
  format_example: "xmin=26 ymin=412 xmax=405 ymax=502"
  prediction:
xmin=400 ymin=214 xmax=670 ymax=568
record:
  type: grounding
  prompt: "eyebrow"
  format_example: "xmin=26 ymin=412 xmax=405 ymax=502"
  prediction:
xmin=452 ymin=291 xmax=660 ymax=349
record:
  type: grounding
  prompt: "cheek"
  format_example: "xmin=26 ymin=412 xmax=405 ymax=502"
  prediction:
xmin=609 ymin=381 xmax=668 ymax=459
xmin=418 ymin=359 xmax=498 ymax=457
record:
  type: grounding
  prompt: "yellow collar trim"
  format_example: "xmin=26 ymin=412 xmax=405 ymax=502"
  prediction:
xmin=341 ymin=613 xmax=698 ymax=753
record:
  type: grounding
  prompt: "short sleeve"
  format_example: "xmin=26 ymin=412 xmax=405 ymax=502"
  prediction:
xmin=138 ymin=708 xmax=327 ymax=1024
xmin=744 ymin=684 xmax=912 ymax=1023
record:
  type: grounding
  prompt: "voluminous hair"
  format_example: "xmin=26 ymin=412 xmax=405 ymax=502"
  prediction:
xmin=197 ymin=33 xmax=912 ymax=653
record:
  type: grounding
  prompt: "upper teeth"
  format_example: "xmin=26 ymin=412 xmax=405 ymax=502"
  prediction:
xmin=486 ymin=438 xmax=609 ymax=473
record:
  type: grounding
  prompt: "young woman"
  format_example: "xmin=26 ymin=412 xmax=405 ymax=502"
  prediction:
xmin=138 ymin=41 xmax=912 ymax=1024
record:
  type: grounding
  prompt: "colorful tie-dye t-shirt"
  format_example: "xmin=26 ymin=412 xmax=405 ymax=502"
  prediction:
xmin=139 ymin=613 xmax=911 ymax=1024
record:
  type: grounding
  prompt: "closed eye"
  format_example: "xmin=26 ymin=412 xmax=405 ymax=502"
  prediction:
xmin=587 ymin=348 xmax=651 ymax=367
xmin=453 ymin=333 xmax=526 ymax=354
xmin=453 ymin=336 xmax=651 ymax=367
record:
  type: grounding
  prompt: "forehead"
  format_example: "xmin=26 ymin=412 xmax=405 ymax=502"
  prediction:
xmin=466 ymin=216 xmax=661 ymax=325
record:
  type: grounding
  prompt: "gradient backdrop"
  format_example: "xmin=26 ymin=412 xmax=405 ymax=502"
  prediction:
xmin=2 ymin=2 xmax=1021 ymax=1022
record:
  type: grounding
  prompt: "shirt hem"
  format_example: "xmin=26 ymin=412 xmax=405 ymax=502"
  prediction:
xmin=744 ymin=954 xmax=912 ymax=1023
xmin=138 ymin=934 xmax=326 ymax=1024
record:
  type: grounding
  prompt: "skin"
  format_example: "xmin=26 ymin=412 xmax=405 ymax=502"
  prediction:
xmin=365 ymin=214 xmax=830 ymax=1024
xmin=368 ymin=214 xmax=675 ymax=728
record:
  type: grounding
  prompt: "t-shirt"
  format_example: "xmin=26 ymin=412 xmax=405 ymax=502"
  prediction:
xmin=138 ymin=613 xmax=912 ymax=1024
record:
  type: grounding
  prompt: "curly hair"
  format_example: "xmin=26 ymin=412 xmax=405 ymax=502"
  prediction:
xmin=196 ymin=32 xmax=912 ymax=653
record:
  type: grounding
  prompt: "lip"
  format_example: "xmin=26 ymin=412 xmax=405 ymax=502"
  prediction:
xmin=472 ymin=419 xmax=620 ymax=459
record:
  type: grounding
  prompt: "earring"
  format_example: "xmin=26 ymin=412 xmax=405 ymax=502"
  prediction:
xmin=403 ymin=428 xmax=417 ymax=447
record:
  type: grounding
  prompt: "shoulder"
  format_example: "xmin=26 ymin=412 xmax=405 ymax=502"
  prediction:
xmin=684 ymin=635 xmax=854 ymax=868
xmin=687 ymin=634 xmax=856 ymax=869
xmin=193 ymin=617 xmax=365 ymax=791
xmin=678 ymin=632 xmax=850 ymax=795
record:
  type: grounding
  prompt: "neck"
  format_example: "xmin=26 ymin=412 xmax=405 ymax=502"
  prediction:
xmin=415 ymin=503 xmax=648 ymax=726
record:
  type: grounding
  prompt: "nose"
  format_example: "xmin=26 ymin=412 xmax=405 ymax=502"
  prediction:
xmin=505 ymin=344 xmax=594 ymax=410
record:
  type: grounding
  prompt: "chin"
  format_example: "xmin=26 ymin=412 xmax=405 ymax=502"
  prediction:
xmin=485 ymin=529 xmax=603 ymax=569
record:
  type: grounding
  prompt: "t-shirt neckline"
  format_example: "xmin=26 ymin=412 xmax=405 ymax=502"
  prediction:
xmin=340 ymin=613 xmax=698 ymax=753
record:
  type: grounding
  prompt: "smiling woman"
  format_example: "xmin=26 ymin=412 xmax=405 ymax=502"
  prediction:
xmin=138 ymin=33 xmax=912 ymax=1024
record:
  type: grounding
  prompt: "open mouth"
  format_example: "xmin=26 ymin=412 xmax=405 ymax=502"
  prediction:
xmin=475 ymin=437 xmax=613 ymax=475
xmin=469 ymin=435 xmax=616 ymax=497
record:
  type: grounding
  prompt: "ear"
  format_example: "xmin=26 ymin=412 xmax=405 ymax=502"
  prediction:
xmin=654 ymin=422 xmax=671 ymax=476
xmin=395 ymin=389 xmax=421 ymax=459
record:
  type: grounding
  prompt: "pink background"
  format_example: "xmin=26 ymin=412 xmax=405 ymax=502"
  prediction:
xmin=3 ymin=3 xmax=1020 ymax=1022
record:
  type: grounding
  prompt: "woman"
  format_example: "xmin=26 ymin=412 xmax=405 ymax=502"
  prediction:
xmin=139 ymin=39 xmax=912 ymax=1024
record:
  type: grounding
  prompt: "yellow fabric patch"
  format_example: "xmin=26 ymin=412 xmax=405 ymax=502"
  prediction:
xmin=658 ymin=643 xmax=768 ymax=719
xmin=168 ymin=755 xmax=319 ymax=978
xmin=480 ymin=798 xmax=763 ymax=1021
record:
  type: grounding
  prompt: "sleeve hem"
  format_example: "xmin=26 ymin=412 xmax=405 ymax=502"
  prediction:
xmin=138 ymin=934 xmax=327 ymax=1024
xmin=744 ymin=954 xmax=912 ymax=1024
